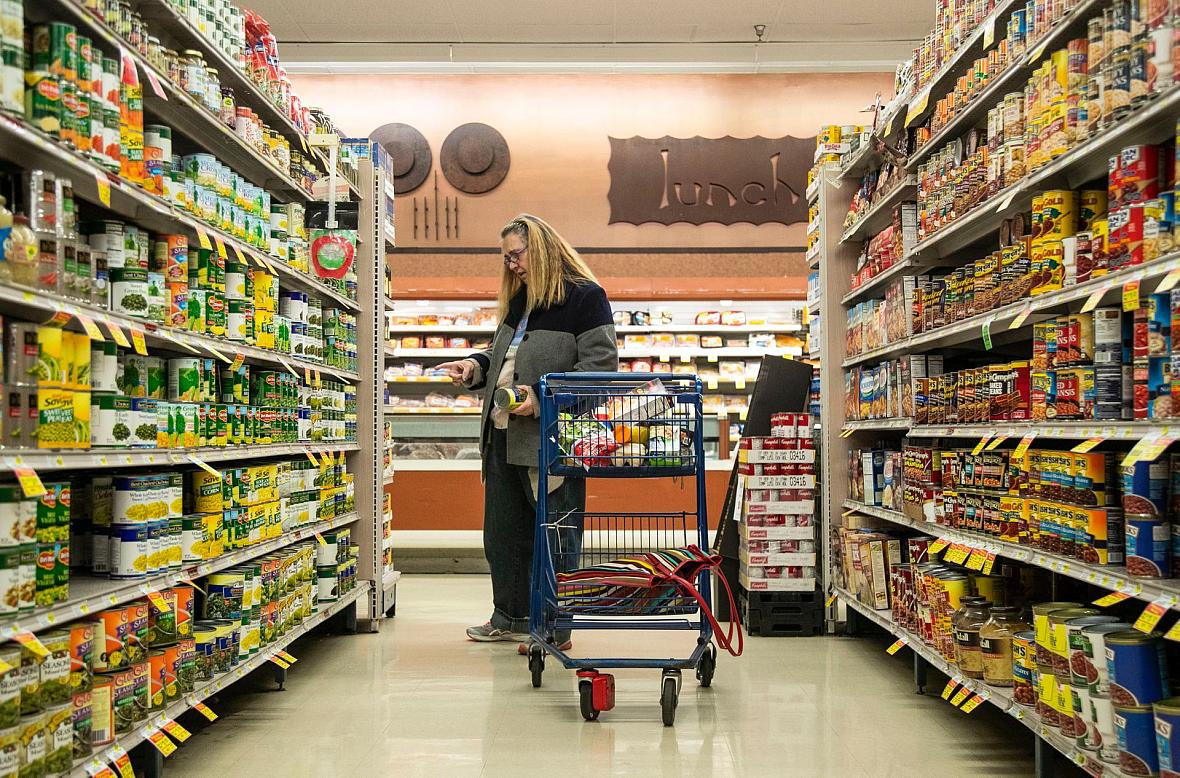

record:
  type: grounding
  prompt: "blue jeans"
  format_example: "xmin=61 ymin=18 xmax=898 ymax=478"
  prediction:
xmin=485 ymin=427 xmax=584 ymax=642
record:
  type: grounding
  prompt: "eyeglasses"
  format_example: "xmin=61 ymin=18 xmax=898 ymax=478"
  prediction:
xmin=503 ymin=246 xmax=527 ymax=267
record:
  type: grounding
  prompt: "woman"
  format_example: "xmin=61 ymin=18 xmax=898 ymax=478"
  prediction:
xmin=439 ymin=214 xmax=618 ymax=651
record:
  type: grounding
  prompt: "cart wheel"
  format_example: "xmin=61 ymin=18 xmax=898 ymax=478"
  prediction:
xmin=579 ymin=681 xmax=599 ymax=721
xmin=661 ymin=675 xmax=679 ymax=726
xmin=696 ymin=644 xmax=716 ymax=687
xmin=528 ymin=646 xmax=544 ymax=688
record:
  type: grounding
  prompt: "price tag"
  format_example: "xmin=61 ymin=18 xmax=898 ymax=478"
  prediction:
xmin=928 ymin=538 xmax=950 ymax=555
xmin=186 ymin=454 xmax=220 ymax=478
xmin=11 ymin=631 xmax=48 ymax=658
xmin=84 ymin=761 xmax=117 ymax=778
xmin=1134 ymin=595 xmax=1176 ymax=633
xmin=145 ymin=69 xmax=166 ymax=99
xmin=313 ymin=532 xmax=327 ymax=546
xmin=1009 ymin=304 xmax=1032 ymax=330
xmin=314 ymin=370 xmax=322 ymax=388
xmin=94 ymin=171 xmax=111 ymax=207
xmin=1029 ymin=37 xmax=1050 ymax=62
xmin=106 ymin=745 xmax=134 ymax=778
xmin=1122 ymin=429 xmax=1171 ymax=467
xmin=204 ymin=344 xmax=232 ymax=364
xmin=966 ymin=548 xmax=987 ymax=571
xmin=13 ymin=467 xmax=46 ymax=498
xmin=985 ymin=435 xmax=1007 ymax=451
xmin=161 ymin=719 xmax=191 ymax=742
xmin=268 ymin=655 xmax=291 ymax=670
xmin=193 ymin=701 xmax=218 ymax=721
xmin=1080 ymin=287 xmax=1107 ymax=313
xmin=825 ymin=592 xmax=838 ymax=608
xmin=1124 ymin=280 xmax=1141 ymax=312
xmin=304 ymin=449 xmax=319 ymax=466
xmin=1012 ymin=432 xmax=1038 ymax=460
xmin=942 ymin=675 xmax=963 ymax=700
xmin=972 ymin=436 xmax=991 ymax=455
xmin=277 ymin=650 xmax=297 ymax=663
xmin=706 ymin=378 xmax=719 ymax=390
xmin=981 ymin=551 xmax=998 ymax=575
xmin=1164 ymin=619 xmax=1180 ymax=642
xmin=230 ymin=353 xmax=245 ymax=372
xmin=706 ymin=354 xmax=719 ymax=363
xmin=304 ymin=366 xmax=312 ymax=385
xmin=678 ymin=354 xmax=691 ymax=364
xmin=144 ymin=727 xmax=177 ymax=756
xmin=213 ymin=236 xmax=228 ymax=260
xmin=885 ymin=637 xmax=907 ymax=655
xmin=1072 ymin=437 xmax=1105 ymax=453
xmin=278 ymin=358 xmax=300 ymax=379
xmin=994 ymin=190 xmax=1017 ymax=214
xmin=195 ymin=228 xmax=212 ymax=251
xmin=143 ymin=589 xmax=171 ymax=613
xmin=980 ymin=318 xmax=993 ymax=350
xmin=904 ymin=88 xmax=930 ymax=127
xmin=43 ymin=310 xmax=70 ymax=328
xmin=1093 ymin=591 xmax=1133 ymax=607
xmin=960 ymin=693 xmax=987 ymax=713
xmin=101 ymin=321 xmax=130 ymax=349
xmin=1157 ymin=266 xmax=1180 ymax=293
xmin=232 ymin=243 xmax=246 ymax=263
xmin=949 ymin=685 xmax=972 ymax=707
xmin=983 ymin=15 xmax=996 ymax=48
xmin=74 ymin=313 xmax=105 ymax=342
xmin=129 ymin=327 xmax=147 ymax=356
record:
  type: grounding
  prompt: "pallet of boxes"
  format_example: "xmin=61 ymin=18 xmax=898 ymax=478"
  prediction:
xmin=736 ymin=412 xmax=821 ymax=636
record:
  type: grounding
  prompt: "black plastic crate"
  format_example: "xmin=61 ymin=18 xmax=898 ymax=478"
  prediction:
xmin=740 ymin=590 xmax=825 ymax=637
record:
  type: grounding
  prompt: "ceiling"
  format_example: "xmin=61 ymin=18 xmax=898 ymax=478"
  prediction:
xmin=263 ymin=0 xmax=932 ymax=72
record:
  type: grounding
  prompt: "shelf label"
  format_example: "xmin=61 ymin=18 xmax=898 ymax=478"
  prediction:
xmin=75 ymin=313 xmax=104 ymax=342
xmin=1164 ymin=619 xmax=1180 ymax=642
xmin=960 ymin=692 xmax=987 ymax=713
xmin=1157 ymin=266 xmax=1180 ymax=294
xmin=213 ymin=236 xmax=228 ymax=260
xmin=1009 ymin=304 xmax=1032 ymax=330
xmin=1080 ymin=287 xmax=1107 ymax=313
xmin=942 ymin=675 xmax=963 ymax=700
xmin=11 ymin=631 xmax=48 ymax=658
xmin=982 ymin=320 xmax=993 ymax=350
xmin=313 ymin=532 xmax=327 ymax=546
xmin=985 ymin=435 xmax=1008 ymax=451
xmin=1134 ymin=595 xmax=1175 ymax=633
xmin=186 ymin=454 xmax=220 ymax=478
xmin=825 ymin=592 xmax=838 ymax=608
xmin=1122 ymin=429 xmax=1173 ymax=467
xmin=949 ymin=685 xmax=972 ymax=707
xmin=13 ymin=467 xmax=46 ymax=498
xmin=106 ymin=746 xmax=134 ymax=778
xmin=983 ymin=15 xmax=996 ymax=48
xmin=204 ymin=344 xmax=232 ymax=365
xmin=1029 ymin=36 xmax=1050 ymax=62
xmin=313 ymin=370 xmax=322 ymax=388
xmin=144 ymin=727 xmax=177 ymax=757
xmin=127 ymin=327 xmax=149 ymax=358
xmin=1012 ymin=432 xmax=1038 ymax=460
xmin=981 ymin=551 xmax=998 ymax=575
xmin=84 ymin=761 xmax=117 ymax=778
xmin=94 ymin=171 xmax=111 ymax=207
xmin=1072 ymin=437 xmax=1105 ymax=453
xmin=277 ymin=650 xmax=297 ymax=663
xmin=904 ymin=88 xmax=930 ymax=127
xmin=145 ymin=70 xmax=166 ymax=100
xmin=995 ymin=190 xmax=1017 ymax=213
xmin=928 ymin=538 xmax=950 ymax=555
xmin=304 ymin=449 xmax=319 ymax=466
xmin=42 ymin=310 xmax=70 ymax=328
xmin=706 ymin=378 xmax=719 ymax=390
xmin=971 ymin=436 xmax=991 ymax=456
xmin=160 ymin=719 xmax=191 ymax=742
xmin=195 ymin=228 xmax=212 ymax=251
xmin=230 ymin=353 xmax=245 ymax=372
xmin=1093 ymin=591 xmax=1133 ymax=607
xmin=679 ymin=354 xmax=692 ymax=364
xmin=231 ymin=243 xmax=246 ymax=264
xmin=193 ymin=702 xmax=218 ymax=721
xmin=268 ymin=655 xmax=291 ymax=670
xmin=143 ymin=589 xmax=171 ymax=613
xmin=304 ymin=366 xmax=312 ymax=385
xmin=1124 ymin=280 xmax=1141 ymax=312
xmin=278 ymin=358 xmax=300 ymax=379
xmin=965 ymin=548 xmax=987 ymax=571
xmin=885 ymin=637 xmax=907 ymax=655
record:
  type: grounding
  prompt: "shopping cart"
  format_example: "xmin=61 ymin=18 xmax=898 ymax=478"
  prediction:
xmin=527 ymin=372 xmax=735 ymax=725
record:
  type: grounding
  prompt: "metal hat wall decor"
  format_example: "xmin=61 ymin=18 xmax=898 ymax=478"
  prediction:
xmin=371 ymin=122 xmax=433 ymax=194
xmin=440 ymin=122 xmax=510 ymax=194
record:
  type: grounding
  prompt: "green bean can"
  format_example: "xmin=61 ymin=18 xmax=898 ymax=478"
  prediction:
xmin=0 ymin=648 xmax=19 ymax=728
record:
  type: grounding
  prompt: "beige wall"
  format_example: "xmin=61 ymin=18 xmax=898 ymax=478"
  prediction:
xmin=293 ymin=73 xmax=894 ymax=251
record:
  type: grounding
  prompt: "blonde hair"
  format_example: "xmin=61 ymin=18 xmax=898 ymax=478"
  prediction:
xmin=498 ymin=214 xmax=597 ymax=318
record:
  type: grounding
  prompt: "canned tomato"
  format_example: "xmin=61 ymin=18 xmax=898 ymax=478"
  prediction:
xmin=1126 ymin=514 xmax=1170 ymax=578
xmin=88 ymin=678 xmax=113 ymax=746
xmin=1108 ymin=630 xmax=1169 ymax=706
xmin=70 ymin=690 xmax=91 ymax=759
xmin=1049 ymin=608 xmax=1101 ymax=676
xmin=1116 ymin=704 xmax=1159 ymax=775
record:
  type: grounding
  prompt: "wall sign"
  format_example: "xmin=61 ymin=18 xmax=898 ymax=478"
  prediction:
xmin=607 ymin=135 xmax=814 ymax=226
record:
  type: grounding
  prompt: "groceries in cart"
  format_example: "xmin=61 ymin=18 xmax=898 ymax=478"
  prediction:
xmin=556 ymin=379 xmax=695 ymax=470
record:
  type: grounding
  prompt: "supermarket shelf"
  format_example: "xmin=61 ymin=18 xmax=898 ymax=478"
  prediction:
xmin=72 ymin=581 xmax=370 ymax=778
xmin=385 ymin=406 xmax=481 ymax=415
xmin=841 ymin=417 xmax=913 ymax=432
xmin=911 ymin=421 xmax=1168 ymax=440
xmin=133 ymin=0 xmax=362 ymax=199
xmin=384 ymin=297 xmax=397 ymax=312
xmin=390 ymin=347 xmax=802 ymax=359
xmin=906 ymin=0 xmax=1105 ymax=173
xmin=806 ymin=217 xmax=821 ymax=237
xmin=838 ymin=177 xmax=916 ymax=245
xmin=909 ymin=86 xmax=1180 ymax=261
xmin=0 ymin=114 xmax=358 ymax=313
xmin=831 ymin=587 xmax=1107 ymax=775
xmin=382 ymin=473 xmax=394 ymax=486
xmin=384 ymin=346 xmax=398 ymax=360
xmin=7 ymin=512 xmax=360 ymax=641
xmin=41 ymin=0 xmax=313 ymax=202
xmin=386 ymin=375 xmax=452 ymax=383
xmin=392 ymin=457 xmax=737 ymax=472
xmin=806 ymin=243 xmax=821 ymax=268
xmin=384 ymin=224 xmax=397 ymax=249
xmin=0 ymin=280 xmax=359 ymax=381
xmin=383 ymin=569 xmax=401 ymax=596
xmin=841 ymin=249 xmax=1180 ymax=368
xmin=843 ymin=500 xmax=1180 ymax=610
xmin=387 ymin=323 xmax=803 ymax=334
xmin=841 ymin=257 xmax=923 ymax=306
xmin=388 ymin=325 xmax=494 ymax=334
xmin=0 ymin=442 xmax=357 ymax=471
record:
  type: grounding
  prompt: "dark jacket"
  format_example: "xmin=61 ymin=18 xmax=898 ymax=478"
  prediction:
xmin=467 ymin=280 xmax=618 ymax=467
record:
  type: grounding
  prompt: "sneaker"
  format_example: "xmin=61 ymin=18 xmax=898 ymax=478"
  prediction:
xmin=466 ymin=621 xmax=529 ymax=642
xmin=517 ymin=640 xmax=573 ymax=655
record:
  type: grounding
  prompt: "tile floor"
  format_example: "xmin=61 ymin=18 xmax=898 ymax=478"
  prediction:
xmin=166 ymin=575 xmax=1038 ymax=777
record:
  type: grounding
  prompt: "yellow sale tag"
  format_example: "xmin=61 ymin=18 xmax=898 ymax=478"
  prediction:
xmin=203 ymin=345 xmax=232 ymax=365
xmin=734 ymin=379 xmax=747 ymax=390
xmin=972 ymin=436 xmax=991 ymax=456
xmin=885 ymin=638 xmax=906 ymax=655
xmin=195 ymin=228 xmax=212 ymax=251
xmin=43 ymin=311 xmax=70 ymax=328
xmin=1093 ymin=591 xmax=1133 ymax=607
xmin=230 ymin=353 xmax=245 ymax=372
xmin=905 ymin=88 xmax=930 ymax=127
xmin=103 ymin=321 xmax=131 ymax=348
xmin=213 ymin=236 xmax=228 ymax=260
xmin=13 ymin=467 xmax=46 ymax=498
xmin=304 ymin=367 xmax=311 ymax=385
xmin=928 ymin=538 xmax=950 ymax=555
xmin=825 ymin=593 xmax=837 ymax=608
xmin=145 ymin=590 xmax=171 ymax=613
xmin=949 ymin=686 xmax=972 ymax=706
xmin=314 ymin=370 xmax=322 ymax=388
xmin=1157 ymin=267 xmax=1180 ymax=294
xmin=76 ymin=313 xmax=104 ymax=341
xmin=1124 ymin=280 xmax=1141 ymax=312
xmin=268 ymin=656 xmax=291 ymax=670
xmin=232 ymin=244 xmax=246 ymax=263
xmin=1080 ymin=288 xmax=1106 ymax=313
xmin=313 ymin=532 xmax=327 ymax=546
xmin=146 ymin=729 xmax=177 ymax=757
xmin=95 ymin=171 xmax=111 ymax=207
xmin=941 ymin=677 xmax=960 ymax=700
xmin=1029 ymin=37 xmax=1050 ymax=62
xmin=1012 ymin=432 xmax=1038 ymax=460
xmin=985 ymin=435 xmax=1007 ymax=451
xmin=130 ymin=327 xmax=148 ymax=356
xmin=981 ymin=552 xmax=998 ymax=575
xmin=1009 ymin=305 xmax=1032 ymax=330
xmin=161 ymin=720 xmax=191 ymax=742
xmin=1164 ymin=619 xmax=1180 ymax=642
xmin=277 ymin=650 xmax=297 ymax=663
xmin=960 ymin=693 xmax=986 ymax=713
xmin=193 ymin=702 xmax=218 ymax=721
xmin=1122 ymin=430 xmax=1171 ymax=467
xmin=12 ymin=631 xmax=48 ymax=658
xmin=983 ymin=16 xmax=995 ymax=48
xmin=304 ymin=450 xmax=319 ymax=466
xmin=1134 ymin=596 xmax=1173 ymax=633
xmin=279 ymin=358 xmax=300 ymax=379
xmin=1072 ymin=437 xmax=1105 ymax=453
xmin=186 ymin=454 xmax=220 ymax=478
xmin=107 ymin=745 xmax=134 ymax=778
xmin=706 ymin=354 xmax=718 ymax=363
xmin=658 ymin=354 xmax=670 ymax=363
xmin=966 ymin=548 xmax=987 ymax=571
xmin=87 ymin=763 xmax=117 ymax=778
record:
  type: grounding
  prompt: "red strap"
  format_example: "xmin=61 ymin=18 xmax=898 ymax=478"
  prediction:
xmin=669 ymin=560 xmax=744 ymax=657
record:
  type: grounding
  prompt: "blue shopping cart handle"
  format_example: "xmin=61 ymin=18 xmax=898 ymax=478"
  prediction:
xmin=541 ymin=372 xmax=686 ymax=382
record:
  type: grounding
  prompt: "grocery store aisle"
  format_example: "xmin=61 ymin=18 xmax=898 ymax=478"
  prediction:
xmin=167 ymin=576 xmax=1035 ymax=777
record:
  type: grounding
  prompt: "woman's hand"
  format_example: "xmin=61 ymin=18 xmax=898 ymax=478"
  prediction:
xmin=509 ymin=387 xmax=537 ymax=416
xmin=438 ymin=359 xmax=475 ymax=386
